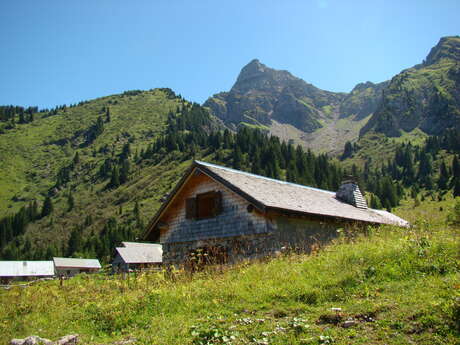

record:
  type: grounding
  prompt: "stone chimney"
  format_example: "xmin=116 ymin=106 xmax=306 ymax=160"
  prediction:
xmin=336 ymin=178 xmax=368 ymax=209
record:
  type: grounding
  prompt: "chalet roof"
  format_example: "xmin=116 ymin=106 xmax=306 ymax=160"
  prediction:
xmin=53 ymin=257 xmax=101 ymax=269
xmin=0 ymin=261 xmax=55 ymax=277
xmin=195 ymin=161 xmax=409 ymax=226
xmin=144 ymin=161 xmax=408 ymax=238
xmin=114 ymin=243 xmax=162 ymax=264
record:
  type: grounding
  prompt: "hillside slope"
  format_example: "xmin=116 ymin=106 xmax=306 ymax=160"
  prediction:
xmin=0 ymin=89 xmax=180 ymax=214
xmin=0 ymin=89 xmax=201 ymax=259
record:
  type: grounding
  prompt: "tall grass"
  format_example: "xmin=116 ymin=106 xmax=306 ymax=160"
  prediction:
xmin=0 ymin=220 xmax=458 ymax=344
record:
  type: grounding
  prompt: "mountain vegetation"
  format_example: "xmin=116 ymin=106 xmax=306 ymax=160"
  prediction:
xmin=0 ymin=36 xmax=458 ymax=268
xmin=1 ymin=63 xmax=460 ymax=263
xmin=361 ymin=36 xmax=460 ymax=137
xmin=0 ymin=35 xmax=459 ymax=344
xmin=0 ymin=95 xmax=352 ymax=262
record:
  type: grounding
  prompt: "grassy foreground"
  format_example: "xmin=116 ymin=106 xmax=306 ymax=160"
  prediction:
xmin=0 ymin=201 xmax=459 ymax=345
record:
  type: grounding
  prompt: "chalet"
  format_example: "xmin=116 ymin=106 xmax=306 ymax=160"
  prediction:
xmin=112 ymin=242 xmax=162 ymax=272
xmin=143 ymin=161 xmax=408 ymax=266
xmin=0 ymin=261 xmax=54 ymax=283
xmin=53 ymin=257 xmax=101 ymax=277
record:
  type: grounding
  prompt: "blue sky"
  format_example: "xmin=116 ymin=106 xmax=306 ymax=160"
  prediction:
xmin=0 ymin=0 xmax=459 ymax=108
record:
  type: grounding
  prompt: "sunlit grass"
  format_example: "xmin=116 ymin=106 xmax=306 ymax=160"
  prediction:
xmin=1 ymin=200 xmax=458 ymax=344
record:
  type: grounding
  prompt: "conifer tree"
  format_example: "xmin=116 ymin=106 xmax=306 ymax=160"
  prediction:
xmin=134 ymin=201 xmax=143 ymax=229
xmin=73 ymin=151 xmax=80 ymax=165
xmin=120 ymin=159 xmax=130 ymax=184
xmin=452 ymin=155 xmax=460 ymax=180
xmin=109 ymin=166 xmax=120 ymax=188
xmin=67 ymin=228 xmax=82 ymax=256
xmin=41 ymin=196 xmax=53 ymax=218
xmin=341 ymin=141 xmax=353 ymax=160
xmin=438 ymin=161 xmax=449 ymax=190
xmin=105 ymin=107 xmax=111 ymax=122
xmin=233 ymin=146 xmax=243 ymax=170
xmin=454 ymin=178 xmax=460 ymax=198
xmin=67 ymin=191 xmax=75 ymax=211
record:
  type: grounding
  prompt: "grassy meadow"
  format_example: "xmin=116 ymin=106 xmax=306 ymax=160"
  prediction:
xmin=0 ymin=198 xmax=458 ymax=345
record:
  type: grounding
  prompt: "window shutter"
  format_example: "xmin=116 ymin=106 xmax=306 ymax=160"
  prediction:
xmin=213 ymin=191 xmax=222 ymax=216
xmin=185 ymin=197 xmax=196 ymax=219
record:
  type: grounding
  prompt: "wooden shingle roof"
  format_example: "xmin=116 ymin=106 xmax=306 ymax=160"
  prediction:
xmin=53 ymin=257 xmax=101 ymax=269
xmin=0 ymin=261 xmax=55 ymax=277
xmin=114 ymin=243 xmax=162 ymax=264
xmin=144 ymin=161 xmax=409 ymax=239
xmin=197 ymin=161 xmax=408 ymax=227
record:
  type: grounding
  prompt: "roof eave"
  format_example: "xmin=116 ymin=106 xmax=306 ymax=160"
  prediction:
xmin=197 ymin=163 xmax=266 ymax=213
xmin=265 ymin=205 xmax=391 ymax=226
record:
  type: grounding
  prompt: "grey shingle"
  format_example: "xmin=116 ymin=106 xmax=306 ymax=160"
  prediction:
xmin=115 ymin=244 xmax=162 ymax=264
xmin=0 ymin=261 xmax=55 ymax=277
xmin=53 ymin=257 xmax=101 ymax=269
xmin=195 ymin=161 xmax=408 ymax=226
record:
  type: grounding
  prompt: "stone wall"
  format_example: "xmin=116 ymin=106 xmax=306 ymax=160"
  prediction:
xmin=163 ymin=233 xmax=278 ymax=265
xmin=268 ymin=213 xmax=342 ymax=253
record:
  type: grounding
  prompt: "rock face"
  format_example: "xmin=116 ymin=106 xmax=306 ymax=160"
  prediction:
xmin=205 ymin=36 xmax=460 ymax=152
xmin=339 ymin=81 xmax=389 ymax=121
xmin=204 ymin=59 xmax=345 ymax=133
xmin=10 ymin=335 xmax=78 ymax=345
xmin=360 ymin=36 xmax=460 ymax=137
xmin=204 ymin=59 xmax=387 ymax=154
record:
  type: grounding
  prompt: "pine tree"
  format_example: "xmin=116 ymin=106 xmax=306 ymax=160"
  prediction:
xmin=18 ymin=111 xmax=26 ymax=124
xmin=67 ymin=191 xmax=75 ymax=211
xmin=109 ymin=166 xmax=120 ymax=188
xmin=438 ymin=161 xmax=449 ymax=190
xmin=67 ymin=228 xmax=82 ymax=256
xmin=120 ymin=159 xmax=130 ymax=184
xmin=453 ymin=178 xmax=460 ymax=197
xmin=41 ymin=196 xmax=53 ymax=218
xmin=120 ymin=143 xmax=131 ymax=160
xmin=452 ymin=155 xmax=460 ymax=179
xmin=73 ymin=151 xmax=80 ymax=165
xmin=105 ymin=107 xmax=111 ymax=122
xmin=134 ymin=201 xmax=143 ymax=229
xmin=233 ymin=147 xmax=243 ymax=170
xmin=341 ymin=141 xmax=353 ymax=160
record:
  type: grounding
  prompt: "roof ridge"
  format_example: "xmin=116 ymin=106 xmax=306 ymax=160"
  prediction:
xmin=195 ymin=160 xmax=336 ymax=195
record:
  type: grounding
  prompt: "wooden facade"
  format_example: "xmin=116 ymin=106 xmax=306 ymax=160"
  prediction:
xmin=144 ymin=161 xmax=408 ymax=266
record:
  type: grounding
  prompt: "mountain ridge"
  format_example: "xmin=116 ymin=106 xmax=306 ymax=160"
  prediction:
xmin=204 ymin=36 xmax=460 ymax=153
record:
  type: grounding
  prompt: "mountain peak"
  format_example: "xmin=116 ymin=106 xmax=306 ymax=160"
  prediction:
xmin=236 ymin=59 xmax=269 ymax=83
xmin=425 ymin=36 xmax=460 ymax=65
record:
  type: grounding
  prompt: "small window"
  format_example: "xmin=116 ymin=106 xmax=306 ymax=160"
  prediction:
xmin=186 ymin=191 xmax=222 ymax=220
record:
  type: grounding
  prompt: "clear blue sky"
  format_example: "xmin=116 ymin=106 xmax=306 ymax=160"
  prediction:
xmin=0 ymin=0 xmax=459 ymax=109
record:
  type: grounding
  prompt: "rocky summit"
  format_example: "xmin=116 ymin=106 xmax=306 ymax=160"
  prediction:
xmin=204 ymin=36 xmax=460 ymax=152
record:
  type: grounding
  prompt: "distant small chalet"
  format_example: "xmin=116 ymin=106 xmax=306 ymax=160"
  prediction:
xmin=53 ymin=257 xmax=101 ymax=277
xmin=0 ymin=261 xmax=55 ymax=283
xmin=112 ymin=242 xmax=162 ymax=272
xmin=144 ymin=161 xmax=408 ymax=266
